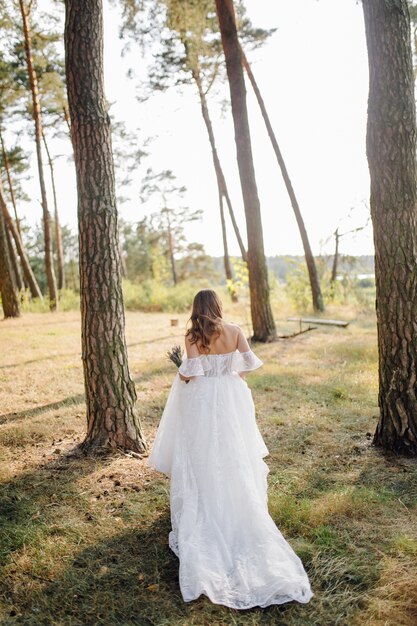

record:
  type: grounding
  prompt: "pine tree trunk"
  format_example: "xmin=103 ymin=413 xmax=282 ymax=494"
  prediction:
xmin=363 ymin=0 xmax=417 ymax=455
xmin=0 ymin=185 xmax=43 ymax=301
xmin=19 ymin=0 xmax=58 ymax=311
xmin=0 ymin=182 xmax=20 ymax=318
xmin=193 ymin=68 xmax=247 ymax=263
xmin=42 ymin=132 xmax=66 ymax=290
xmin=165 ymin=210 xmax=178 ymax=285
xmin=215 ymin=0 xmax=276 ymax=342
xmin=0 ymin=131 xmax=30 ymax=292
xmin=5 ymin=223 xmax=22 ymax=292
xmin=65 ymin=0 xmax=146 ymax=454
xmin=241 ymin=52 xmax=324 ymax=313
xmin=219 ymin=192 xmax=238 ymax=302
xmin=0 ymin=130 xmax=22 ymax=240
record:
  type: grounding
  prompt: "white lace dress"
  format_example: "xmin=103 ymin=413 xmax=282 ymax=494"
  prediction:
xmin=147 ymin=349 xmax=313 ymax=609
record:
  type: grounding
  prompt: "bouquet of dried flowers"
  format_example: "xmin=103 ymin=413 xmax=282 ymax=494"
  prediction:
xmin=166 ymin=345 xmax=190 ymax=383
xmin=166 ymin=344 xmax=183 ymax=368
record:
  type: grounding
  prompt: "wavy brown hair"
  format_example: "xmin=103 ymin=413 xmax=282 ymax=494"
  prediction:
xmin=185 ymin=289 xmax=223 ymax=352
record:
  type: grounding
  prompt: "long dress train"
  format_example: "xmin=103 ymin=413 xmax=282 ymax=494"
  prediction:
xmin=147 ymin=349 xmax=313 ymax=609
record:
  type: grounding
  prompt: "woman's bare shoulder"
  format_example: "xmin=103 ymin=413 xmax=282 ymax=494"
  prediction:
xmin=222 ymin=321 xmax=242 ymax=333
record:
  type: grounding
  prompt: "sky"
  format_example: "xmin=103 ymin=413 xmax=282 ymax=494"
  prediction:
xmin=12 ymin=0 xmax=373 ymax=258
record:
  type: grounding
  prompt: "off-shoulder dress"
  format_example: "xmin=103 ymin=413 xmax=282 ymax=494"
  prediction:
xmin=147 ymin=348 xmax=313 ymax=609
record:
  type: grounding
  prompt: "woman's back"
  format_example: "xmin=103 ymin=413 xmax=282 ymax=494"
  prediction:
xmin=186 ymin=321 xmax=250 ymax=357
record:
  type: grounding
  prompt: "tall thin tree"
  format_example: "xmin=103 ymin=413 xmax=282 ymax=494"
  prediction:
xmin=119 ymin=0 xmax=248 ymax=268
xmin=0 ymin=131 xmax=22 ymax=239
xmin=215 ymin=0 xmax=276 ymax=341
xmin=5 ymin=221 xmax=22 ymax=292
xmin=0 ymin=190 xmax=43 ymax=301
xmin=18 ymin=0 xmax=58 ymax=310
xmin=193 ymin=64 xmax=246 ymax=296
xmin=42 ymin=132 xmax=65 ymax=290
xmin=241 ymin=51 xmax=324 ymax=313
xmin=0 ymin=178 xmax=20 ymax=318
xmin=65 ymin=0 xmax=146 ymax=453
xmin=363 ymin=0 xmax=417 ymax=455
xmin=192 ymin=64 xmax=247 ymax=263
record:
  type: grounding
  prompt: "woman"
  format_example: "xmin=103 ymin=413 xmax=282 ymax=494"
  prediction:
xmin=147 ymin=289 xmax=313 ymax=609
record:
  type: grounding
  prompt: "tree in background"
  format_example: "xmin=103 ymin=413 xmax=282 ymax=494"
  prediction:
xmin=363 ymin=0 xmax=417 ymax=455
xmin=0 ymin=35 xmax=43 ymax=300
xmin=140 ymin=168 xmax=203 ymax=286
xmin=215 ymin=0 xmax=276 ymax=341
xmin=0 ymin=177 xmax=20 ymax=317
xmin=65 ymin=0 xmax=146 ymax=453
xmin=120 ymin=213 xmax=216 ymax=286
xmin=17 ymin=2 xmax=69 ymax=292
xmin=42 ymin=133 xmax=65 ymax=290
xmin=17 ymin=0 xmax=58 ymax=309
xmin=241 ymin=51 xmax=324 ymax=312
xmin=119 ymin=0 xmax=249 ymax=291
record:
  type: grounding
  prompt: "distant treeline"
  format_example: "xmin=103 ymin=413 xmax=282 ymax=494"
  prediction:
xmin=211 ymin=255 xmax=375 ymax=283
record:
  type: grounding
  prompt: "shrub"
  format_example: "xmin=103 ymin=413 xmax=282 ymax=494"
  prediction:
xmin=122 ymin=279 xmax=197 ymax=313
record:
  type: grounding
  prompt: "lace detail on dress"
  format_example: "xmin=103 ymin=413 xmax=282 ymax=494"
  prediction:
xmin=178 ymin=349 xmax=263 ymax=378
xmin=230 ymin=350 xmax=263 ymax=373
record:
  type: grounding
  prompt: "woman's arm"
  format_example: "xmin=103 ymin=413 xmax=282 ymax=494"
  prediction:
xmin=179 ymin=335 xmax=200 ymax=381
xmin=237 ymin=326 xmax=251 ymax=378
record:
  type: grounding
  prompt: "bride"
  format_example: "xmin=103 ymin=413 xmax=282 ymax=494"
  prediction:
xmin=147 ymin=289 xmax=313 ymax=609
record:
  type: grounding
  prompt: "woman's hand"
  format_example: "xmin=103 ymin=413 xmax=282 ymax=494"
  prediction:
xmin=179 ymin=373 xmax=191 ymax=383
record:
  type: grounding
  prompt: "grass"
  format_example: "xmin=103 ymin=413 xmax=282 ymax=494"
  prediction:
xmin=0 ymin=303 xmax=416 ymax=625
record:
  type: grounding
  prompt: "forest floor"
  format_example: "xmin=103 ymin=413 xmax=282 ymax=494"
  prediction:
xmin=0 ymin=303 xmax=416 ymax=626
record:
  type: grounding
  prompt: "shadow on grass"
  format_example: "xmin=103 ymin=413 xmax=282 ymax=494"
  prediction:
xmin=0 ymin=447 xmax=115 ymax=567
xmin=0 ymin=449 xmax=300 ymax=626
xmin=0 ymin=335 xmax=180 ymax=371
xmin=2 ymin=518 xmax=304 ymax=626
xmin=0 ymin=364 xmax=173 ymax=425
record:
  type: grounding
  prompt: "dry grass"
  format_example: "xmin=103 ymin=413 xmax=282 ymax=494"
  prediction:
xmin=0 ymin=303 xmax=416 ymax=625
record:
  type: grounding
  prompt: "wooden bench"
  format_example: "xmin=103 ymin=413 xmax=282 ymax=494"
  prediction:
xmin=287 ymin=317 xmax=349 ymax=328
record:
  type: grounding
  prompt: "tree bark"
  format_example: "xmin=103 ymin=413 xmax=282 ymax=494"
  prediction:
xmin=0 ymin=186 xmax=43 ymax=301
xmin=192 ymin=67 xmax=247 ymax=263
xmin=0 ymin=131 xmax=32 ymax=293
xmin=19 ymin=0 xmax=58 ymax=311
xmin=65 ymin=0 xmax=146 ymax=454
xmin=5 ymin=221 xmax=22 ymax=292
xmin=215 ymin=0 xmax=276 ymax=341
xmin=219 ymin=191 xmax=238 ymax=302
xmin=42 ymin=132 xmax=66 ymax=290
xmin=0 ymin=179 xmax=20 ymax=318
xmin=363 ymin=0 xmax=417 ymax=455
xmin=65 ymin=0 xmax=146 ymax=453
xmin=0 ymin=130 xmax=22 ymax=239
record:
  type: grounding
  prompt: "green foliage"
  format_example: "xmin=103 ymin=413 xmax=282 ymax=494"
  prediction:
xmin=121 ymin=169 xmax=216 ymax=286
xmin=284 ymin=257 xmax=376 ymax=312
xmin=122 ymin=279 xmax=198 ymax=312
xmin=20 ymin=288 xmax=79 ymax=313
xmin=119 ymin=0 xmax=274 ymax=99
xmin=18 ymin=281 xmax=198 ymax=314
xmin=226 ymin=256 xmax=248 ymax=300
xmin=285 ymin=259 xmax=313 ymax=311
